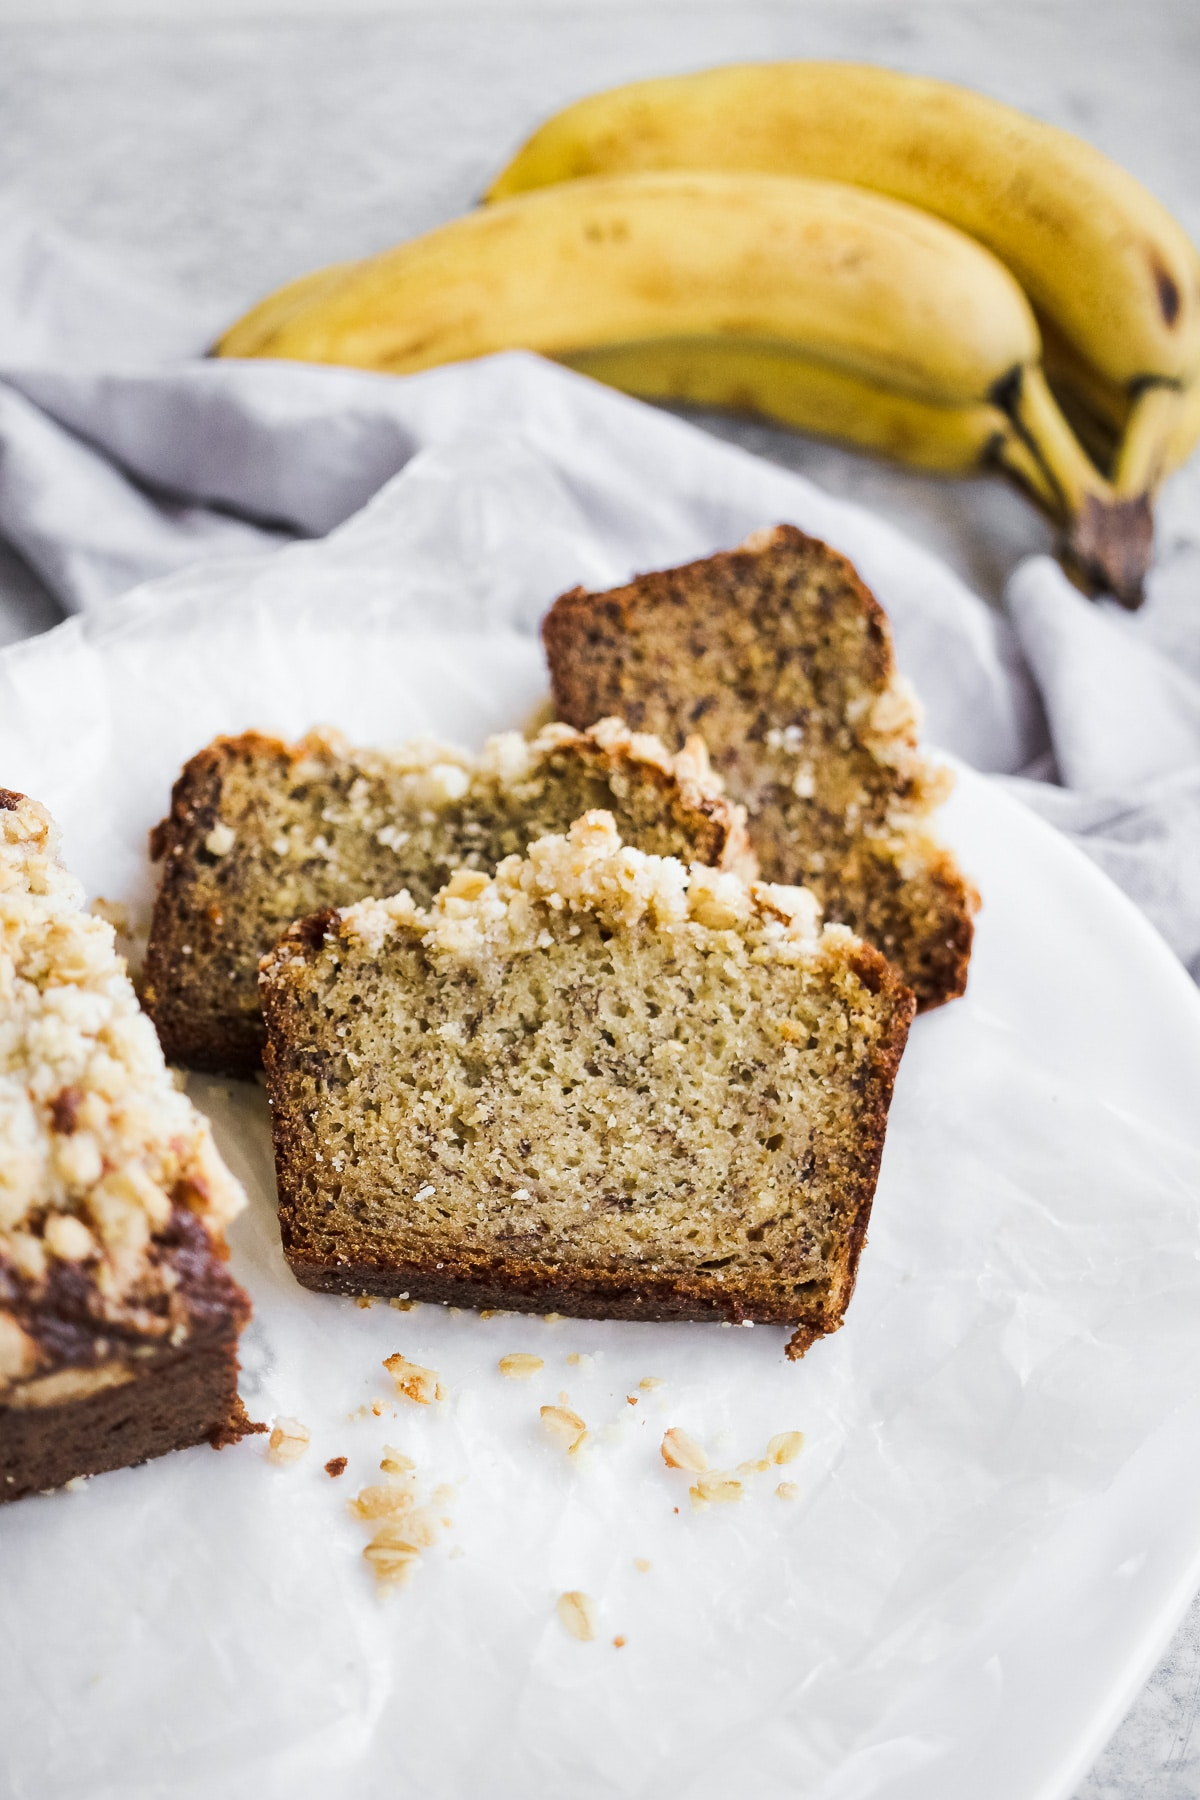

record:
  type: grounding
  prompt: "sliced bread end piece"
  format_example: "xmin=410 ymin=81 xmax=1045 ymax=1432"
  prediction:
xmin=542 ymin=523 xmax=978 ymax=1010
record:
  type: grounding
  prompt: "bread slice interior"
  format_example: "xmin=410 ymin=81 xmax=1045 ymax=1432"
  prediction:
xmin=260 ymin=812 xmax=914 ymax=1356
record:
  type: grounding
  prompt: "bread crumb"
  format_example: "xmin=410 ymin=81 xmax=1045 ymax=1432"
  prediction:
xmin=324 ymin=1456 xmax=348 ymax=1478
xmin=383 ymin=1353 xmax=441 ymax=1405
xmin=661 ymin=1427 xmax=707 ymax=1473
xmin=776 ymin=1481 xmax=799 ymax=1501
xmin=498 ymin=1353 xmax=544 ymax=1380
xmin=613 ymin=1635 xmax=626 ymax=1649
xmin=556 ymin=1590 xmax=598 ymax=1642
xmin=350 ymin=1483 xmax=415 ymax=1520
xmin=634 ymin=1557 xmax=651 ymax=1573
xmin=767 ymin=1431 xmax=805 ymax=1465
xmin=362 ymin=1524 xmax=422 ymax=1588
xmin=355 ymin=1294 xmax=375 ymax=1309
xmin=266 ymin=1417 xmax=310 ymax=1464
xmin=380 ymin=1445 xmax=416 ymax=1476
xmin=541 ymin=1403 xmax=587 ymax=1453
xmin=691 ymin=1470 xmax=743 ymax=1506
xmin=626 ymin=1395 xmax=638 ymax=1406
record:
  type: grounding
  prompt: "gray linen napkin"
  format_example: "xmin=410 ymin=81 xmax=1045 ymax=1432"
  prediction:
xmin=2 ymin=200 xmax=1198 ymax=980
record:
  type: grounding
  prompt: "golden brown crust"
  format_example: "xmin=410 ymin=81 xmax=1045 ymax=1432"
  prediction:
xmin=143 ymin=733 xmax=293 ymax=1074
xmin=543 ymin=524 xmax=977 ymax=1011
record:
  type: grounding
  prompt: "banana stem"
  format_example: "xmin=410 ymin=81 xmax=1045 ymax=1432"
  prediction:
xmin=997 ymin=364 xmax=1153 ymax=608
xmin=1114 ymin=383 xmax=1184 ymax=497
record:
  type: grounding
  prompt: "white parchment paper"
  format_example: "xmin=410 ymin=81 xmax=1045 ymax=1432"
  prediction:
xmin=2 ymin=421 xmax=1200 ymax=1800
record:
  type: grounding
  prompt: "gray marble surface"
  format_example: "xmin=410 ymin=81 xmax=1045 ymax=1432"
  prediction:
xmin=1 ymin=4 xmax=1198 ymax=1792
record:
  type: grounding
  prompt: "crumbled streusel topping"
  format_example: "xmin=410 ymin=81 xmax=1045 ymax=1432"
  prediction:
xmin=0 ymin=793 xmax=245 ymax=1392
xmin=332 ymin=812 xmax=825 ymax=969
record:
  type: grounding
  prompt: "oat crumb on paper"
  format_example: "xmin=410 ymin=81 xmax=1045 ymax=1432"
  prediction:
xmin=383 ymin=1353 xmax=442 ymax=1405
xmin=634 ymin=1557 xmax=651 ymax=1573
xmin=351 ymin=1483 xmax=416 ymax=1520
xmin=353 ymin=1458 xmax=452 ymax=1588
xmin=541 ymin=1404 xmax=587 ymax=1453
xmin=776 ymin=1481 xmax=800 ymax=1501
xmin=498 ymin=1353 xmax=544 ymax=1379
xmin=690 ymin=1471 xmax=743 ymax=1509
xmin=557 ymin=1590 xmax=598 ymax=1642
xmin=324 ymin=1456 xmax=348 ymax=1479
xmin=613 ymin=1636 xmax=626 ymax=1649
xmin=362 ymin=1524 xmax=422 ymax=1589
xmin=661 ymin=1427 xmax=707 ymax=1473
xmin=639 ymin=1377 xmax=663 ymax=1390
xmin=266 ymin=1417 xmax=311 ymax=1464
xmin=767 ymin=1431 xmax=805 ymax=1465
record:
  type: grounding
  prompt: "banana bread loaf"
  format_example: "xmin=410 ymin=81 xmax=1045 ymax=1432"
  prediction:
xmin=259 ymin=811 xmax=914 ymax=1357
xmin=542 ymin=524 xmax=977 ymax=1009
xmin=0 ymin=790 xmax=256 ymax=1503
xmin=145 ymin=718 xmax=751 ymax=1076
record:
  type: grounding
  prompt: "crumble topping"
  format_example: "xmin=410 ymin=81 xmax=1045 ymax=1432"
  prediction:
xmin=0 ymin=792 xmax=245 ymax=1400
xmin=331 ymin=812 xmax=825 ymax=968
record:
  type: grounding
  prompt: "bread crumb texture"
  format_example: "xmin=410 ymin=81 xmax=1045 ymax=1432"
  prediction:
xmin=0 ymin=792 xmax=247 ymax=1410
xmin=542 ymin=524 xmax=978 ymax=1009
xmin=355 ymin=1445 xmax=453 ymax=1589
xmin=144 ymin=717 xmax=751 ymax=1073
xmin=261 ymin=812 xmax=914 ymax=1355
xmin=557 ymin=1590 xmax=599 ymax=1642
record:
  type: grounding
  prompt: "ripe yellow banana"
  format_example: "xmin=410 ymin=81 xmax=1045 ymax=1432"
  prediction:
xmin=564 ymin=339 xmax=1061 ymax=511
xmin=487 ymin=61 xmax=1200 ymax=517
xmin=217 ymin=171 xmax=1144 ymax=594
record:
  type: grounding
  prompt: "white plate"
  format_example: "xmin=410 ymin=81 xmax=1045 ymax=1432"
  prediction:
xmin=3 ymin=456 xmax=1200 ymax=1800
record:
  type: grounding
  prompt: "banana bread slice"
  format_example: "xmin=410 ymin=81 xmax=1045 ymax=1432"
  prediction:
xmin=1 ymin=791 xmax=257 ymax=1503
xmin=259 ymin=811 xmax=914 ymax=1357
xmin=542 ymin=524 xmax=977 ymax=1010
xmin=144 ymin=718 xmax=750 ymax=1076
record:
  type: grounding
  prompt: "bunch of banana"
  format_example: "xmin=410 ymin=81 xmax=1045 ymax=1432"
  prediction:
xmin=217 ymin=64 xmax=1200 ymax=605
xmin=487 ymin=62 xmax=1200 ymax=597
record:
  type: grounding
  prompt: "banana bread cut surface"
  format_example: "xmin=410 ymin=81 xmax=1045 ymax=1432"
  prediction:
xmin=542 ymin=524 xmax=977 ymax=1010
xmin=145 ymin=718 xmax=751 ymax=1076
xmin=260 ymin=811 xmax=914 ymax=1357
xmin=0 ymin=791 xmax=257 ymax=1503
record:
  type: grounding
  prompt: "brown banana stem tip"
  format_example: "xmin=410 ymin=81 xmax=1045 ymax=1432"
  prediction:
xmin=1064 ymin=492 xmax=1154 ymax=610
